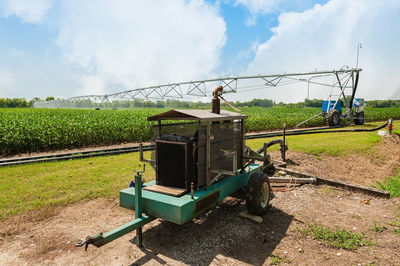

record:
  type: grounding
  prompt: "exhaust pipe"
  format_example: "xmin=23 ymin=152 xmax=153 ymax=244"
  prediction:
xmin=212 ymin=86 xmax=223 ymax=114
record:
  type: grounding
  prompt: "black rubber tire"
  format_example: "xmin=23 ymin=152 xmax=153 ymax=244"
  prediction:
xmin=326 ymin=109 xmax=340 ymax=127
xmin=246 ymin=172 xmax=271 ymax=215
xmin=354 ymin=111 xmax=365 ymax=125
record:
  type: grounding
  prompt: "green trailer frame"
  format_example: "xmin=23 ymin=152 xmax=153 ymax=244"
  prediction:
xmin=78 ymin=164 xmax=262 ymax=249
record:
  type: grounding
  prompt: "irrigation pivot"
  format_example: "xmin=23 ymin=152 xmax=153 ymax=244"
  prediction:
xmin=34 ymin=68 xmax=362 ymax=111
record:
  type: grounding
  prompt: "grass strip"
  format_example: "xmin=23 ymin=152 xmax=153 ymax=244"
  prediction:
xmin=0 ymin=152 xmax=153 ymax=219
xmin=246 ymin=121 xmax=394 ymax=156
xmin=302 ymin=224 xmax=373 ymax=251
xmin=376 ymin=171 xmax=400 ymax=197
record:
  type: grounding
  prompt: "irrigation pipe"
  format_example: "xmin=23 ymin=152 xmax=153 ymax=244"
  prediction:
xmin=275 ymin=166 xmax=390 ymax=198
xmin=245 ymin=120 xmax=390 ymax=139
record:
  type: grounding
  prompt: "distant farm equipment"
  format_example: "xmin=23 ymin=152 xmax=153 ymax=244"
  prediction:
xmin=34 ymin=67 xmax=365 ymax=126
xmin=33 ymin=68 xmax=363 ymax=127
xmin=295 ymin=68 xmax=363 ymax=127
xmin=322 ymin=98 xmax=365 ymax=127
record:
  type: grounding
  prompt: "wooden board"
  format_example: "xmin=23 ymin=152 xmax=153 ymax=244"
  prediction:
xmin=143 ymin=185 xmax=187 ymax=197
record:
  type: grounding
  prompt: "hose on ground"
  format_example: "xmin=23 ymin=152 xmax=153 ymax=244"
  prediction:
xmin=246 ymin=120 xmax=390 ymax=139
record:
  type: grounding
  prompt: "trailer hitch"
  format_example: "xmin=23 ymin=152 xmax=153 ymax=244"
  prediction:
xmin=76 ymin=164 xmax=155 ymax=250
xmin=75 ymin=235 xmax=97 ymax=251
xmin=75 ymin=214 xmax=155 ymax=251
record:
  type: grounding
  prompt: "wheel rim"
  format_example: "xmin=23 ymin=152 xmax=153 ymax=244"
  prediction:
xmin=260 ymin=182 xmax=270 ymax=208
xmin=355 ymin=112 xmax=363 ymax=123
xmin=333 ymin=114 xmax=339 ymax=125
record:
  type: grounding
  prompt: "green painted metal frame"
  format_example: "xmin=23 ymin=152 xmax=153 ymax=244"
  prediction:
xmin=134 ymin=170 xmax=144 ymax=247
xmin=120 ymin=164 xmax=262 ymax=224
xmin=83 ymin=167 xmax=151 ymax=249
xmin=84 ymin=163 xmax=262 ymax=249
xmin=89 ymin=215 xmax=155 ymax=248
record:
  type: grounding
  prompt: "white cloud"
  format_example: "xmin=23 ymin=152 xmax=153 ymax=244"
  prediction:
xmin=0 ymin=70 xmax=13 ymax=86
xmin=235 ymin=0 xmax=317 ymax=26
xmin=80 ymin=75 xmax=106 ymax=96
xmin=393 ymin=86 xmax=400 ymax=99
xmin=0 ymin=70 xmax=14 ymax=97
xmin=55 ymin=0 xmax=226 ymax=96
xmin=235 ymin=0 xmax=279 ymax=25
xmin=0 ymin=0 xmax=53 ymax=23
xmin=235 ymin=0 xmax=279 ymax=15
xmin=7 ymin=47 xmax=24 ymax=57
xmin=242 ymin=0 xmax=400 ymax=102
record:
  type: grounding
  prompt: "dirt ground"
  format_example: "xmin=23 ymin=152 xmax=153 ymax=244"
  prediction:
xmin=0 ymin=186 xmax=399 ymax=265
xmin=279 ymin=134 xmax=400 ymax=187
xmin=1 ymin=135 xmax=399 ymax=265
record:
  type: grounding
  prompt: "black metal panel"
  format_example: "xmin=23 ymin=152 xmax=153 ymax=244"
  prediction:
xmin=156 ymin=140 xmax=194 ymax=190
xmin=195 ymin=191 xmax=220 ymax=214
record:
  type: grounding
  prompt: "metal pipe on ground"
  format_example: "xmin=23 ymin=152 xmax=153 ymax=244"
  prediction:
xmin=275 ymin=166 xmax=390 ymax=198
xmin=268 ymin=177 xmax=316 ymax=184
xmin=0 ymin=146 xmax=155 ymax=167
xmin=246 ymin=123 xmax=349 ymax=140
xmin=294 ymin=112 xmax=323 ymax=128
xmin=246 ymin=120 xmax=390 ymax=139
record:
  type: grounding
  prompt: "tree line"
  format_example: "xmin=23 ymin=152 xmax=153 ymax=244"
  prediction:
xmin=1 ymin=97 xmax=399 ymax=108
xmin=0 ymin=98 xmax=31 ymax=108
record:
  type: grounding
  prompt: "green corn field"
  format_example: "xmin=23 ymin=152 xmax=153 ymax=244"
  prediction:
xmin=0 ymin=107 xmax=399 ymax=156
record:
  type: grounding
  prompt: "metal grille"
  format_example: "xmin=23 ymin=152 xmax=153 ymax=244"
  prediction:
xmin=197 ymin=121 xmax=243 ymax=186
xmin=152 ymin=120 xmax=244 ymax=188
xmin=150 ymin=122 xmax=199 ymax=141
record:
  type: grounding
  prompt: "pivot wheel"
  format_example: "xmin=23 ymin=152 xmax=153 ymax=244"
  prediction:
xmin=246 ymin=172 xmax=271 ymax=215
xmin=326 ymin=109 xmax=340 ymax=127
xmin=354 ymin=111 xmax=365 ymax=125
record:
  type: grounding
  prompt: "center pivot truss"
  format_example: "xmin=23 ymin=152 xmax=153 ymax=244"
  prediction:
xmin=34 ymin=68 xmax=361 ymax=108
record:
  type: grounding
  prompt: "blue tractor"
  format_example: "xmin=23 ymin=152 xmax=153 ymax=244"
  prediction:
xmin=322 ymin=97 xmax=365 ymax=126
xmin=295 ymin=69 xmax=364 ymax=128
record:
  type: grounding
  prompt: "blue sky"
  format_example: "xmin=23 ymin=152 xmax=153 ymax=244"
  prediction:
xmin=214 ymin=0 xmax=328 ymax=73
xmin=0 ymin=0 xmax=399 ymax=102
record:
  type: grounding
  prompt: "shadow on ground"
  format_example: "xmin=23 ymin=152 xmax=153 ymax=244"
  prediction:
xmin=128 ymin=198 xmax=293 ymax=265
